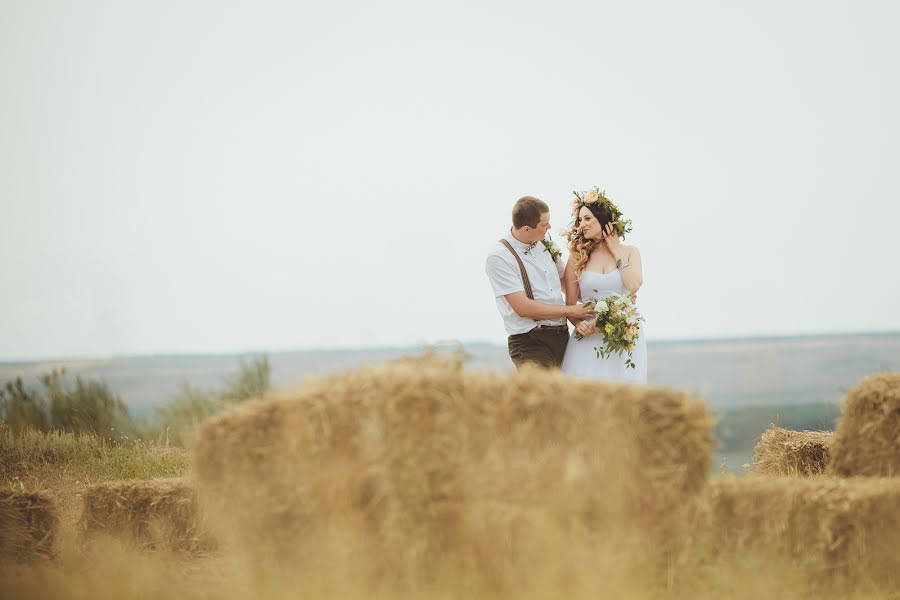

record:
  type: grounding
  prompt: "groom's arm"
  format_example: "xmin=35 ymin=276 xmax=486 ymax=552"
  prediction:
xmin=504 ymin=292 xmax=593 ymax=321
xmin=487 ymin=253 xmax=592 ymax=321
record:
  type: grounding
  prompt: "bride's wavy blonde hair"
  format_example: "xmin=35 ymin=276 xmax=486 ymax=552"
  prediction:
xmin=563 ymin=188 xmax=633 ymax=278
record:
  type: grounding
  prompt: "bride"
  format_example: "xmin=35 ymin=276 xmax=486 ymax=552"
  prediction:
xmin=560 ymin=190 xmax=648 ymax=383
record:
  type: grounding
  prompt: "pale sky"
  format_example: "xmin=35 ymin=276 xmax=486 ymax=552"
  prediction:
xmin=1 ymin=0 xmax=898 ymax=361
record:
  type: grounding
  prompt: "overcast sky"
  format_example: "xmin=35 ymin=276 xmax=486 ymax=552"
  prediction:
xmin=1 ymin=0 xmax=898 ymax=361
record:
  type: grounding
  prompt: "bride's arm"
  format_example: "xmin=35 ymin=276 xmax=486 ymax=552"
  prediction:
xmin=602 ymin=224 xmax=643 ymax=294
xmin=617 ymin=246 xmax=643 ymax=294
xmin=563 ymin=259 xmax=580 ymax=305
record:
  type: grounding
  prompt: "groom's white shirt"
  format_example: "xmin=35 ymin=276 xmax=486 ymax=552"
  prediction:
xmin=485 ymin=232 xmax=567 ymax=335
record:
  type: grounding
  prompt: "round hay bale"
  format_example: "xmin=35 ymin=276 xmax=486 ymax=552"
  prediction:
xmin=828 ymin=372 xmax=900 ymax=477
xmin=0 ymin=489 xmax=58 ymax=562
xmin=752 ymin=426 xmax=831 ymax=476
xmin=78 ymin=478 xmax=214 ymax=553
xmin=192 ymin=356 xmax=714 ymax=589
xmin=696 ymin=476 xmax=900 ymax=589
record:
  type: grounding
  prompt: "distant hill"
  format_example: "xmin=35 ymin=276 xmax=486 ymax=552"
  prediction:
xmin=2 ymin=333 xmax=899 ymax=419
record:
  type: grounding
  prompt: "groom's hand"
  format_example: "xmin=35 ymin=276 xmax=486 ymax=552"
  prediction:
xmin=567 ymin=304 xmax=595 ymax=320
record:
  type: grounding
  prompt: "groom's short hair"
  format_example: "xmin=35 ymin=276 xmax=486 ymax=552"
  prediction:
xmin=512 ymin=196 xmax=549 ymax=229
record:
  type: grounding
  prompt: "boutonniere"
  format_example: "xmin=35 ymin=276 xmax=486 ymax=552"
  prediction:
xmin=542 ymin=239 xmax=562 ymax=262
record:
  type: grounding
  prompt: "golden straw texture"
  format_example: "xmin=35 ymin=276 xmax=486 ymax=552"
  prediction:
xmin=192 ymin=356 xmax=715 ymax=590
xmin=752 ymin=426 xmax=831 ymax=476
xmin=828 ymin=372 xmax=900 ymax=477
xmin=697 ymin=476 xmax=900 ymax=588
xmin=0 ymin=488 xmax=58 ymax=562
xmin=78 ymin=478 xmax=214 ymax=553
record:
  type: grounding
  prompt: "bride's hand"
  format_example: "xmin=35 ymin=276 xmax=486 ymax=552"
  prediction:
xmin=602 ymin=223 xmax=621 ymax=252
xmin=576 ymin=321 xmax=597 ymax=337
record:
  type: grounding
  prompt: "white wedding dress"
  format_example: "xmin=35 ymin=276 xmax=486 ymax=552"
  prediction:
xmin=560 ymin=269 xmax=648 ymax=384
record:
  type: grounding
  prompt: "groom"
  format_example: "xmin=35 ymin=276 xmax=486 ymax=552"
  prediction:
xmin=485 ymin=196 xmax=594 ymax=370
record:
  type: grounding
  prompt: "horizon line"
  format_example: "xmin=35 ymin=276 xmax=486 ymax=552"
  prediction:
xmin=2 ymin=328 xmax=899 ymax=365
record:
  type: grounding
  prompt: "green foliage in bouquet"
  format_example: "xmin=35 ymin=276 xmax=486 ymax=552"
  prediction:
xmin=575 ymin=291 xmax=644 ymax=369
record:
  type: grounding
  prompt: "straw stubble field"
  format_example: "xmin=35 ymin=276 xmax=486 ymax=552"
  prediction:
xmin=2 ymin=359 xmax=900 ymax=599
xmin=191 ymin=357 xmax=714 ymax=592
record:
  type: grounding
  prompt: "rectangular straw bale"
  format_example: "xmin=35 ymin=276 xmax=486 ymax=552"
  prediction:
xmin=752 ymin=426 xmax=831 ymax=476
xmin=78 ymin=478 xmax=213 ymax=553
xmin=0 ymin=489 xmax=58 ymax=562
xmin=697 ymin=476 xmax=900 ymax=587
xmin=828 ymin=372 xmax=900 ymax=477
xmin=192 ymin=356 xmax=715 ymax=589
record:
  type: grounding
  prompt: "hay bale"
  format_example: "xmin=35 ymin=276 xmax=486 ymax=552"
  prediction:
xmin=0 ymin=489 xmax=58 ymax=562
xmin=697 ymin=476 xmax=900 ymax=588
xmin=78 ymin=478 xmax=214 ymax=553
xmin=752 ymin=426 xmax=831 ymax=476
xmin=828 ymin=372 xmax=900 ymax=477
xmin=192 ymin=356 xmax=715 ymax=589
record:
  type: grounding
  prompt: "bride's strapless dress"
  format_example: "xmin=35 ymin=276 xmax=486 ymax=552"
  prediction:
xmin=560 ymin=269 xmax=648 ymax=384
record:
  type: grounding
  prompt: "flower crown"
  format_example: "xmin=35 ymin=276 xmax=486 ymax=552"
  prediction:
xmin=562 ymin=187 xmax=633 ymax=241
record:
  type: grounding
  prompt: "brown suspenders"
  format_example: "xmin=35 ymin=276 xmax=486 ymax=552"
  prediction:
xmin=499 ymin=239 xmax=534 ymax=300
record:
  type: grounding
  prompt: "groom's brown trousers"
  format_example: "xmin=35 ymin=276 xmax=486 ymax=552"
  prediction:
xmin=497 ymin=239 xmax=569 ymax=370
xmin=508 ymin=325 xmax=569 ymax=370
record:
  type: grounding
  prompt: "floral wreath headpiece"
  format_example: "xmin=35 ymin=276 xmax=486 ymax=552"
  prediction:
xmin=561 ymin=187 xmax=633 ymax=242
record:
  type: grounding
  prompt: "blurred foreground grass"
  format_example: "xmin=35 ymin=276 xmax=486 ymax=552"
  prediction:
xmin=1 ymin=424 xmax=895 ymax=599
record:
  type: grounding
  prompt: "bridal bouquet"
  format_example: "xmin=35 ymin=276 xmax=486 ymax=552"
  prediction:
xmin=575 ymin=291 xmax=644 ymax=369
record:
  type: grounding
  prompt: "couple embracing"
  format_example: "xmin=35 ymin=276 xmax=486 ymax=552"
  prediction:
xmin=485 ymin=192 xmax=647 ymax=384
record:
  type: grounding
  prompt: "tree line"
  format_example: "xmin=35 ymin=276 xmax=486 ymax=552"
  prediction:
xmin=0 ymin=355 xmax=270 ymax=445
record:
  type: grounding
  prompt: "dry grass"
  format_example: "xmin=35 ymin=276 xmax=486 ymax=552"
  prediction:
xmin=752 ymin=426 xmax=831 ymax=476
xmin=0 ymin=426 xmax=190 ymax=560
xmin=0 ymin=489 xmax=58 ymax=562
xmin=192 ymin=356 xmax=715 ymax=592
xmin=78 ymin=478 xmax=214 ymax=553
xmin=695 ymin=475 xmax=900 ymax=592
xmin=828 ymin=372 xmax=900 ymax=477
xmin=0 ymin=428 xmax=189 ymax=483
xmin=7 ymin=362 xmax=900 ymax=598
